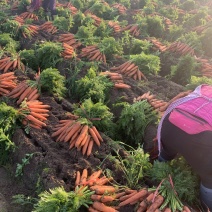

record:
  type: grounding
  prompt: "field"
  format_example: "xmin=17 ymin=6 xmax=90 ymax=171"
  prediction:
xmin=0 ymin=0 xmax=211 ymax=211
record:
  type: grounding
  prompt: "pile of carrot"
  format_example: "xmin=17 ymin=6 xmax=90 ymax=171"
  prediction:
xmin=19 ymin=12 xmax=39 ymax=20
xmin=20 ymin=100 xmax=50 ymax=129
xmin=99 ymin=71 xmax=131 ymax=89
xmin=110 ymin=61 xmax=147 ymax=81
xmin=7 ymin=81 xmax=39 ymax=104
xmin=108 ymin=21 xmax=121 ymax=33
xmin=0 ymin=72 xmax=17 ymax=96
xmin=79 ymin=45 xmax=106 ymax=63
xmin=58 ymin=33 xmax=81 ymax=49
xmin=111 ymin=3 xmax=127 ymax=15
xmin=39 ymin=22 xmax=58 ymax=34
xmin=52 ymin=120 xmax=104 ymax=156
xmin=14 ymin=16 xmax=25 ymax=25
xmin=84 ymin=11 xmax=102 ymax=27
xmin=121 ymin=24 xmax=140 ymax=36
xmin=0 ymin=56 xmax=25 ymax=73
xmin=149 ymin=38 xmax=167 ymax=52
xmin=21 ymin=24 xmax=39 ymax=38
xmin=61 ymin=43 xmax=75 ymax=59
xmin=166 ymin=41 xmax=195 ymax=56
xmin=195 ymin=57 xmax=212 ymax=78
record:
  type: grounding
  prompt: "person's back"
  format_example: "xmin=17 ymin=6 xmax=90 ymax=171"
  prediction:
xmin=157 ymin=84 xmax=212 ymax=210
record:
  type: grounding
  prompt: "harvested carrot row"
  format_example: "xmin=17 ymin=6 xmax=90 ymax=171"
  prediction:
xmin=19 ymin=100 xmax=50 ymax=129
xmin=52 ymin=120 xmax=104 ymax=156
xmin=110 ymin=61 xmax=147 ymax=81
xmin=7 ymin=81 xmax=39 ymax=105
xmin=79 ymin=45 xmax=106 ymax=63
xmin=0 ymin=72 xmax=17 ymax=96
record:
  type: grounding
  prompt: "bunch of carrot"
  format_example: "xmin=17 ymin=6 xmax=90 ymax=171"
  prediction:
xmin=7 ymin=81 xmax=39 ymax=105
xmin=0 ymin=72 xmax=17 ymax=96
xmin=99 ymin=71 xmax=131 ymax=89
xmin=19 ymin=12 xmax=39 ymax=20
xmin=20 ymin=100 xmax=50 ymax=129
xmin=164 ymin=18 xmax=172 ymax=30
xmin=52 ymin=119 xmax=104 ymax=156
xmin=121 ymin=24 xmax=140 ymax=36
xmin=80 ymin=45 xmax=106 ymax=63
xmin=108 ymin=21 xmax=121 ymax=33
xmin=110 ymin=61 xmax=147 ymax=81
xmin=61 ymin=43 xmax=75 ymax=59
xmin=39 ymin=22 xmax=58 ymax=34
xmin=84 ymin=11 xmax=102 ymax=27
xmin=195 ymin=57 xmax=212 ymax=78
xmin=75 ymin=169 xmax=119 ymax=212
xmin=65 ymin=2 xmax=78 ymax=15
xmin=58 ymin=33 xmax=81 ymax=49
xmin=21 ymin=24 xmax=39 ymax=38
xmin=166 ymin=42 xmax=195 ymax=56
xmin=149 ymin=38 xmax=167 ymax=52
xmin=0 ymin=56 xmax=25 ymax=73
xmin=14 ymin=16 xmax=25 ymax=25
xmin=111 ymin=3 xmax=127 ymax=15
xmin=192 ymin=24 xmax=210 ymax=34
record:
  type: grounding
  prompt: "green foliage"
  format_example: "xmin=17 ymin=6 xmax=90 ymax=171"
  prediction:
xmin=35 ymin=42 xmax=63 ymax=69
xmin=33 ymin=186 xmax=94 ymax=212
xmin=130 ymin=39 xmax=152 ymax=54
xmin=98 ymin=37 xmax=123 ymax=59
xmin=170 ymin=55 xmax=197 ymax=86
xmin=53 ymin=16 xmax=73 ymax=32
xmin=94 ymin=22 xmax=112 ymax=38
xmin=0 ymin=33 xmax=19 ymax=53
xmin=201 ymin=27 xmax=212 ymax=57
xmin=12 ymin=194 xmax=37 ymax=207
xmin=117 ymin=100 xmax=158 ymax=146
xmin=158 ymin=6 xmax=179 ymax=20
xmin=166 ymin=24 xmax=184 ymax=41
xmin=75 ymin=24 xmax=98 ymax=45
xmin=39 ymin=68 xmax=67 ymax=98
xmin=15 ymin=153 xmax=34 ymax=177
xmin=75 ymin=67 xmax=113 ymax=103
xmin=0 ymin=103 xmax=18 ymax=165
xmin=18 ymin=0 xmax=31 ymax=12
xmin=180 ymin=0 xmax=196 ymax=11
xmin=56 ymin=7 xmax=72 ymax=18
xmin=186 ymin=76 xmax=212 ymax=90
xmin=73 ymin=98 xmax=114 ymax=133
xmin=20 ymin=49 xmax=38 ymax=70
xmin=0 ymin=19 xmax=20 ymax=37
xmin=130 ymin=52 xmax=161 ymax=75
xmin=149 ymin=157 xmax=199 ymax=204
xmin=107 ymin=147 xmax=152 ymax=189
xmin=71 ymin=0 xmax=86 ymax=10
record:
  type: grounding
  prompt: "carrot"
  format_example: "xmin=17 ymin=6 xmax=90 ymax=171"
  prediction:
xmin=114 ymin=83 xmax=131 ymax=89
xmin=29 ymin=108 xmax=49 ymax=113
xmin=139 ymin=192 xmax=154 ymax=212
xmin=92 ymin=201 xmax=118 ymax=212
xmin=29 ymin=93 xmax=39 ymax=101
xmin=52 ymin=122 xmax=71 ymax=137
xmin=91 ymin=126 xmax=103 ymax=142
xmin=79 ymin=133 xmax=89 ymax=147
xmin=88 ymin=127 xmax=100 ymax=147
xmin=80 ymin=169 xmax=88 ymax=185
xmin=119 ymin=191 xmax=138 ymax=201
xmin=75 ymin=125 xmax=89 ymax=148
xmin=69 ymin=137 xmax=78 ymax=149
xmin=95 ymin=176 xmax=113 ymax=186
xmin=3 ymin=60 xmax=13 ymax=73
xmin=27 ymin=114 xmax=46 ymax=127
xmin=29 ymin=123 xmax=42 ymax=129
xmin=91 ymin=195 xmax=115 ymax=203
xmin=146 ymin=195 xmax=164 ymax=212
xmin=90 ymin=185 xmax=117 ymax=195
xmin=9 ymin=83 xmax=28 ymax=98
xmin=75 ymin=171 xmax=81 ymax=186
xmin=27 ymin=88 xmax=38 ymax=100
xmin=82 ymin=135 xmax=90 ymax=155
xmin=17 ymin=86 xmax=32 ymax=104
xmin=88 ymin=206 xmax=100 ymax=212
xmin=115 ymin=192 xmax=126 ymax=199
xmin=183 ymin=206 xmax=191 ymax=212
xmin=28 ymin=104 xmax=50 ymax=109
xmin=64 ymin=122 xmax=81 ymax=142
xmin=87 ymin=139 xmax=94 ymax=156
xmin=30 ymin=112 xmax=47 ymax=121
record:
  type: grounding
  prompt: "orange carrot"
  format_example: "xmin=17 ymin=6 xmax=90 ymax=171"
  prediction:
xmin=86 ymin=139 xmax=94 ymax=156
xmin=29 ymin=93 xmax=39 ymax=101
xmin=75 ymin=171 xmax=81 ymax=186
xmin=88 ymin=206 xmax=100 ymax=212
xmin=30 ymin=112 xmax=47 ymax=121
xmin=82 ymin=135 xmax=90 ymax=155
xmin=183 ymin=206 xmax=191 ymax=212
xmin=8 ymin=83 xmax=28 ymax=98
xmin=90 ymin=185 xmax=117 ymax=195
xmin=146 ymin=195 xmax=164 ymax=212
xmin=91 ymin=126 xmax=103 ymax=142
xmin=17 ymin=86 xmax=32 ymax=104
xmin=80 ymin=169 xmax=88 ymax=185
xmin=115 ymin=192 xmax=126 ymax=199
xmin=26 ymin=88 xmax=38 ymax=100
xmin=119 ymin=191 xmax=138 ymax=202
xmin=95 ymin=176 xmax=113 ymax=186
xmin=75 ymin=125 xmax=89 ymax=148
xmin=27 ymin=114 xmax=46 ymax=127
xmin=88 ymin=127 xmax=100 ymax=147
xmin=92 ymin=201 xmax=118 ymax=212
xmin=91 ymin=194 xmax=115 ymax=203
xmin=29 ymin=108 xmax=49 ymax=113
xmin=64 ymin=122 xmax=81 ymax=142
xmin=88 ymin=170 xmax=102 ymax=182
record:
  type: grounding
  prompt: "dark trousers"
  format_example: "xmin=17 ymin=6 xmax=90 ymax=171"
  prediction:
xmin=160 ymin=114 xmax=212 ymax=188
xmin=42 ymin=0 xmax=56 ymax=15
